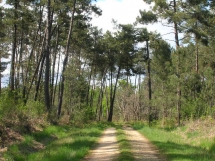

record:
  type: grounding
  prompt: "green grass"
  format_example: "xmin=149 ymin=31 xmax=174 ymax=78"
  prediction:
xmin=132 ymin=122 xmax=215 ymax=161
xmin=4 ymin=123 xmax=109 ymax=161
xmin=115 ymin=125 xmax=135 ymax=161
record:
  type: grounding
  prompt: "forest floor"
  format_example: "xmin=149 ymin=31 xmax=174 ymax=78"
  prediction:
xmin=83 ymin=126 xmax=166 ymax=161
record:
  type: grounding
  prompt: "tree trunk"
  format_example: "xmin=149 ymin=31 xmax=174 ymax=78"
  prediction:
xmin=58 ymin=0 xmax=77 ymax=119
xmin=108 ymin=67 xmax=121 ymax=122
xmin=90 ymin=75 xmax=95 ymax=108
xmin=10 ymin=0 xmax=18 ymax=92
xmin=173 ymin=0 xmax=181 ymax=126
xmin=138 ymin=73 xmax=142 ymax=120
xmin=0 ymin=57 xmax=1 ymax=94
xmin=146 ymin=40 xmax=152 ymax=126
xmin=97 ymin=69 xmax=107 ymax=121
xmin=34 ymin=53 xmax=46 ymax=101
xmin=16 ymin=30 xmax=24 ymax=93
xmin=195 ymin=33 xmax=199 ymax=74
xmin=52 ymin=52 xmax=61 ymax=106
xmin=51 ymin=26 xmax=59 ymax=106
xmin=44 ymin=0 xmax=52 ymax=111
xmin=86 ymin=66 xmax=93 ymax=106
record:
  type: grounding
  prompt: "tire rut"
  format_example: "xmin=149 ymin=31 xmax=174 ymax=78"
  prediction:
xmin=83 ymin=127 xmax=119 ymax=161
xmin=124 ymin=127 xmax=166 ymax=161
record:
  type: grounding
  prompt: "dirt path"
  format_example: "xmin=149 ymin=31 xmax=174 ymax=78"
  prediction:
xmin=83 ymin=127 xmax=120 ymax=161
xmin=83 ymin=127 xmax=166 ymax=161
xmin=124 ymin=127 xmax=166 ymax=161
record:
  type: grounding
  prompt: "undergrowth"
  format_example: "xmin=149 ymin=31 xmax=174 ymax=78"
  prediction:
xmin=3 ymin=123 xmax=109 ymax=161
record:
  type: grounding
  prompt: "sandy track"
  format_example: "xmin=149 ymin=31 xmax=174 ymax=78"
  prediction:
xmin=124 ymin=127 xmax=166 ymax=161
xmin=83 ymin=127 xmax=119 ymax=161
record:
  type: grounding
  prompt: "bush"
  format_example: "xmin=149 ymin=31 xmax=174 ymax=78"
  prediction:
xmin=0 ymin=91 xmax=47 ymax=133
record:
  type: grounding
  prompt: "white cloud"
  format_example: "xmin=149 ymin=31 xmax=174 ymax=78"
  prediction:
xmin=91 ymin=0 xmax=151 ymax=32
xmin=91 ymin=0 xmax=177 ymax=46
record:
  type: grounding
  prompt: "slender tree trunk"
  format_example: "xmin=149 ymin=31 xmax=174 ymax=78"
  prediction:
xmin=138 ymin=73 xmax=142 ymax=120
xmin=86 ymin=66 xmax=93 ymax=106
xmin=108 ymin=67 xmax=113 ymax=121
xmin=0 ymin=57 xmax=1 ymax=94
xmin=98 ymin=82 xmax=104 ymax=121
xmin=44 ymin=0 xmax=52 ymax=111
xmin=105 ymin=79 xmax=110 ymax=119
xmin=108 ymin=67 xmax=121 ymax=122
xmin=90 ymin=75 xmax=95 ymax=108
xmin=97 ymin=69 xmax=107 ymax=121
xmin=52 ymin=52 xmax=61 ymax=106
xmin=10 ymin=0 xmax=18 ymax=92
xmin=173 ymin=0 xmax=181 ymax=126
xmin=34 ymin=54 xmax=46 ymax=101
xmin=51 ymin=26 xmax=59 ymax=106
xmin=195 ymin=35 xmax=199 ymax=74
xmin=161 ymin=82 xmax=167 ymax=127
xmin=58 ymin=0 xmax=77 ymax=118
xmin=16 ymin=30 xmax=24 ymax=92
xmin=146 ymin=40 xmax=152 ymax=126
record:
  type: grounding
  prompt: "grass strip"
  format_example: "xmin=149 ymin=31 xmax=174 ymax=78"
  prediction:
xmin=132 ymin=122 xmax=215 ymax=161
xmin=3 ymin=122 xmax=109 ymax=161
xmin=115 ymin=125 xmax=135 ymax=161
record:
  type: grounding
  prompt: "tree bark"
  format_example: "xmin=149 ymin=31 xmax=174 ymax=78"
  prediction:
xmin=10 ymin=0 xmax=18 ymax=92
xmin=173 ymin=0 xmax=181 ymax=126
xmin=58 ymin=0 xmax=77 ymax=119
xmin=52 ymin=52 xmax=61 ymax=106
xmin=44 ymin=0 xmax=52 ymax=111
xmin=51 ymin=26 xmax=59 ymax=106
xmin=0 ymin=57 xmax=1 ymax=94
xmin=108 ymin=66 xmax=121 ymax=122
xmin=97 ymin=68 xmax=107 ymax=121
xmin=146 ymin=40 xmax=152 ymax=126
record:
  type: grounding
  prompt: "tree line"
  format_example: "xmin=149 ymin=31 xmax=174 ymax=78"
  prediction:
xmin=0 ymin=0 xmax=215 ymax=127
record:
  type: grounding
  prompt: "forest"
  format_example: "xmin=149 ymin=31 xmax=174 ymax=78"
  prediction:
xmin=0 ymin=0 xmax=215 ymax=149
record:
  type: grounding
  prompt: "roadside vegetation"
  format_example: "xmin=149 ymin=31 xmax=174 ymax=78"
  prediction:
xmin=132 ymin=119 xmax=215 ymax=161
xmin=3 ymin=123 xmax=108 ymax=161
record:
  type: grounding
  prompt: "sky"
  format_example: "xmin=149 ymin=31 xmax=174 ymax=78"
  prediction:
xmin=91 ymin=0 xmax=176 ymax=46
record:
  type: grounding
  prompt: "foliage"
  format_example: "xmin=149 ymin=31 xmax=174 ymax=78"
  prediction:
xmin=3 ymin=123 xmax=108 ymax=161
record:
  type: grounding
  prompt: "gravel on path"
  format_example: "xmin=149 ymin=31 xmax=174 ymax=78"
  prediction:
xmin=124 ymin=126 xmax=167 ymax=161
xmin=83 ymin=127 xmax=119 ymax=161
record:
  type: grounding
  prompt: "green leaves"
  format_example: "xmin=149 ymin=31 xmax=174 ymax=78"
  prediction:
xmin=136 ymin=10 xmax=157 ymax=25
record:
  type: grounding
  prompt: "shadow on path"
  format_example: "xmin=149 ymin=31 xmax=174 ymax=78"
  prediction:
xmin=124 ymin=127 xmax=166 ymax=161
